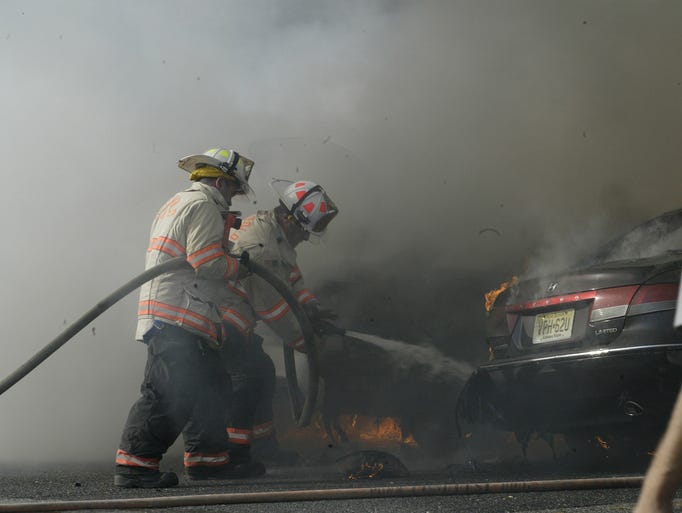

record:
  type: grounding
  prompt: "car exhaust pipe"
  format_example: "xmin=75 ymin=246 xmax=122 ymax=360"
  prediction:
xmin=0 ymin=255 xmax=319 ymax=427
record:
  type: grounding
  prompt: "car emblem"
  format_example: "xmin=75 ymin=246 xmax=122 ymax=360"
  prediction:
xmin=546 ymin=282 xmax=559 ymax=294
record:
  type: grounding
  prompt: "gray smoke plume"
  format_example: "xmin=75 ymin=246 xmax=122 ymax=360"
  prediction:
xmin=1 ymin=0 xmax=681 ymax=465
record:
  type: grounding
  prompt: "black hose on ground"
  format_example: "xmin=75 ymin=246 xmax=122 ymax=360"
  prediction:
xmin=0 ymin=255 xmax=319 ymax=427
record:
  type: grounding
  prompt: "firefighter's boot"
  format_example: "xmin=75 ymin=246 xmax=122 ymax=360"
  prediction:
xmin=185 ymin=461 xmax=266 ymax=480
xmin=114 ymin=465 xmax=179 ymax=488
xmin=185 ymin=443 xmax=266 ymax=480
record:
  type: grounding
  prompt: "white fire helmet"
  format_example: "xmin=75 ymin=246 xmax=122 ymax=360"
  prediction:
xmin=178 ymin=148 xmax=255 ymax=198
xmin=270 ymin=179 xmax=339 ymax=235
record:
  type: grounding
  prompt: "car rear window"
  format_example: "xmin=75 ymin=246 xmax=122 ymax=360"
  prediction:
xmin=593 ymin=209 xmax=682 ymax=263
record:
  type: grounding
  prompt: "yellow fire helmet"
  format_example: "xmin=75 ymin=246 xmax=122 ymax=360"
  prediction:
xmin=270 ymin=179 xmax=339 ymax=235
xmin=178 ymin=148 xmax=255 ymax=198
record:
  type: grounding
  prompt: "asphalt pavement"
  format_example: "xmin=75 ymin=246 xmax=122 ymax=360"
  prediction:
xmin=1 ymin=457 xmax=678 ymax=513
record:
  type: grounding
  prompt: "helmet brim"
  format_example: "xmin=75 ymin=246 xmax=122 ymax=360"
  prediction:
xmin=178 ymin=154 xmax=223 ymax=173
xmin=179 ymin=153 xmax=255 ymax=200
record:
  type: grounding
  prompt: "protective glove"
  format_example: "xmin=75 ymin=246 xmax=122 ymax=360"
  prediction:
xmin=303 ymin=302 xmax=337 ymax=322
xmin=235 ymin=251 xmax=251 ymax=280
xmin=303 ymin=303 xmax=344 ymax=336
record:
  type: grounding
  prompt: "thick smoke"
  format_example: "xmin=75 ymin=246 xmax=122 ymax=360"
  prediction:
xmin=1 ymin=0 xmax=681 ymax=464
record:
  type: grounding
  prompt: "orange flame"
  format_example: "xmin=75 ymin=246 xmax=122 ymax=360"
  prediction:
xmin=361 ymin=417 xmax=402 ymax=441
xmin=484 ymin=276 xmax=518 ymax=312
xmin=403 ymin=434 xmax=418 ymax=445
xmin=336 ymin=415 xmax=418 ymax=446
xmin=280 ymin=413 xmax=419 ymax=449
xmin=348 ymin=462 xmax=385 ymax=480
xmin=596 ymin=435 xmax=610 ymax=450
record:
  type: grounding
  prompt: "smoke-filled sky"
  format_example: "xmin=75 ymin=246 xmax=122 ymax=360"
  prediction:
xmin=1 ymin=0 xmax=681 ymax=464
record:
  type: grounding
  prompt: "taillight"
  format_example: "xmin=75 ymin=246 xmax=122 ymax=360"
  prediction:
xmin=628 ymin=283 xmax=679 ymax=316
xmin=588 ymin=283 xmax=679 ymax=321
xmin=589 ymin=286 xmax=639 ymax=322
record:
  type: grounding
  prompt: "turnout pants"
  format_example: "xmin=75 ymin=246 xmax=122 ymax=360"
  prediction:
xmin=223 ymin=329 xmax=277 ymax=464
xmin=116 ymin=324 xmax=231 ymax=471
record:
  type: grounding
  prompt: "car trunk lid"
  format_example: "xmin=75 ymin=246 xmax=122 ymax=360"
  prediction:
xmin=494 ymin=257 xmax=680 ymax=356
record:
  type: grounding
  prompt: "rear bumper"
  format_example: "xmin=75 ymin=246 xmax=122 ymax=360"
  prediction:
xmin=458 ymin=344 xmax=682 ymax=434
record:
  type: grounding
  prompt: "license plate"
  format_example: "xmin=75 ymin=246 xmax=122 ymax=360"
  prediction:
xmin=532 ymin=309 xmax=575 ymax=344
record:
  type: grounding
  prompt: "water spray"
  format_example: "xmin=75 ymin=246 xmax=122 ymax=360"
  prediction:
xmin=344 ymin=330 xmax=474 ymax=382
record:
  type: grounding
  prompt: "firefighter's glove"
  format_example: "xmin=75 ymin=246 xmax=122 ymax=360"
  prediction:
xmin=304 ymin=303 xmax=343 ymax=336
xmin=235 ymin=251 xmax=251 ymax=280
xmin=303 ymin=302 xmax=338 ymax=322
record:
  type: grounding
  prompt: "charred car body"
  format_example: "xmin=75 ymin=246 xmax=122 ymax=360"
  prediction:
xmin=459 ymin=208 xmax=682 ymax=458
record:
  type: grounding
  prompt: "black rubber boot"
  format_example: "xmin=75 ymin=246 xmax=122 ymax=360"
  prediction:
xmin=185 ymin=462 xmax=266 ymax=480
xmin=114 ymin=466 xmax=179 ymax=488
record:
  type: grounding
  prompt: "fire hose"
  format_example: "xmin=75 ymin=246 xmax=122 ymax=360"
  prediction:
xmin=0 ymin=476 xmax=643 ymax=511
xmin=0 ymin=255 xmax=318 ymax=427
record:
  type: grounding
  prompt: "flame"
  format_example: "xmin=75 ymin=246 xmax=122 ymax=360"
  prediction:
xmin=336 ymin=415 xmax=418 ymax=446
xmin=348 ymin=462 xmax=385 ymax=480
xmin=484 ymin=276 xmax=518 ymax=312
xmin=361 ymin=417 xmax=402 ymax=441
xmin=596 ymin=435 xmax=610 ymax=450
xmin=280 ymin=413 xmax=418 ymax=449
xmin=403 ymin=434 xmax=418 ymax=445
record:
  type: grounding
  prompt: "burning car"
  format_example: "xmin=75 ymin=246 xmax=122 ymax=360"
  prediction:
xmin=315 ymin=331 xmax=472 ymax=456
xmin=458 ymin=208 xmax=682 ymax=461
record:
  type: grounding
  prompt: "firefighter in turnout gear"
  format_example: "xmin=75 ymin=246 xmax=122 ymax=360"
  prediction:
xmin=114 ymin=148 xmax=265 ymax=488
xmin=221 ymin=179 xmax=339 ymax=466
